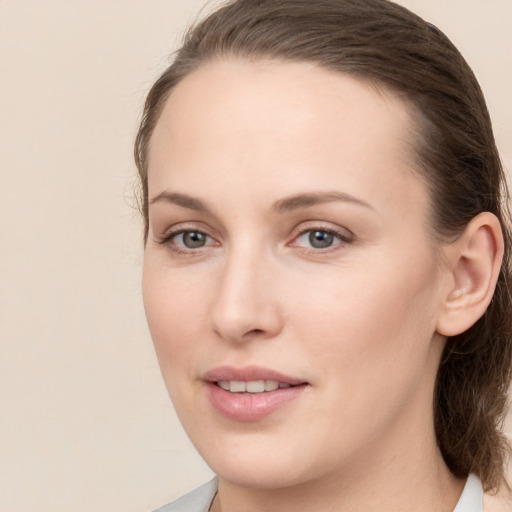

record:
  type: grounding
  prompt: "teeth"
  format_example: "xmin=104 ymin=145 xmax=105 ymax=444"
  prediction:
xmin=264 ymin=380 xmax=279 ymax=391
xmin=217 ymin=381 xmax=230 ymax=391
xmin=217 ymin=380 xmax=286 ymax=393
xmin=246 ymin=380 xmax=265 ymax=392
xmin=230 ymin=381 xmax=246 ymax=393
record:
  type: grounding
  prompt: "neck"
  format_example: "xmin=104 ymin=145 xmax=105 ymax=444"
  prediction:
xmin=212 ymin=448 xmax=464 ymax=512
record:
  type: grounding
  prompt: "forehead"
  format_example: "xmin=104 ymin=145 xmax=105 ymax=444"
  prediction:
xmin=148 ymin=58 xmax=427 ymax=220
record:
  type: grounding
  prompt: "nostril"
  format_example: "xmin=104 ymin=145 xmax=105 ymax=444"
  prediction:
xmin=245 ymin=328 xmax=265 ymax=337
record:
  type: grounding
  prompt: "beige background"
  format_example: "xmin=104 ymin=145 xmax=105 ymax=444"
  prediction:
xmin=0 ymin=1 xmax=510 ymax=511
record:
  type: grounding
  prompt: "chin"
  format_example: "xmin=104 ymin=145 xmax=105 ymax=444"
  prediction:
xmin=213 ymin=460 xmax=310 ymax=490
xmin=192 ymin=429 xmax=335 ymax=490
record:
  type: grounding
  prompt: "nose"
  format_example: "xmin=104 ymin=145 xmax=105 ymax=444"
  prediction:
xmin=209 ymin=248 xmax=283 ymax=344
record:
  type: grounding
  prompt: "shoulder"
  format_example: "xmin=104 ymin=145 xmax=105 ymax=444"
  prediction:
xmin=153 ymin=479 xmax=218 ymax=512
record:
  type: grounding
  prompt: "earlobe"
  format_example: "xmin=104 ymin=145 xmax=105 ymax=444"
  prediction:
xmin=436 ymin=212 xmax=504 ymax=337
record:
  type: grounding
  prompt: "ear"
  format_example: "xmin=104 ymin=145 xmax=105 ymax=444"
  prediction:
xmin=436 ymin=212 xmax=504 ymax=337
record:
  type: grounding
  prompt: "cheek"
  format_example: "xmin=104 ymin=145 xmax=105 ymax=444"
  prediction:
xmin=279 ymin=262 xmax=442 ymax=467
xmin=293 ymin=256 xmax=441 ymax=394
xmin=142 ymin=258 xmax=213 ymax=379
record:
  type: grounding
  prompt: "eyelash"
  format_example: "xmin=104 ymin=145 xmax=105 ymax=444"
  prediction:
xmin=291 ymin=226 xmax=354 ymax=253
xmin=156 ymin=229 xmax=217 ymax=255
xmin=156 ymin=225 xmax=354 ymax=255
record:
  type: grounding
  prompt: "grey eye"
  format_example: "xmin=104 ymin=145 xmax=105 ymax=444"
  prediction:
xmin=308 ymin=230 xmax=335 ymax=249
xmin=178 ymin=231 xmax=209 ymax=248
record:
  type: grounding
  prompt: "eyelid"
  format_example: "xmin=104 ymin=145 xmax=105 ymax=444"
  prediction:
xmin=288 ymin=222 xmax=355 ymax=251
xmin=154 ymin=223 xmax=221 ymax=254
xmin=154 ymin=220 xmax=215 ymax=241
xmin=158 ymin=229 xmax=214 ymax=245
xmin=291 ymin=221 xmax=354 ymax=241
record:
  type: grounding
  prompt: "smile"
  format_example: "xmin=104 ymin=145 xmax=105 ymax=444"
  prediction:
xmin=216 ymin=380 xmax=295 ymax=393
xmin=204 ymin=366 xmax=309 ymax=421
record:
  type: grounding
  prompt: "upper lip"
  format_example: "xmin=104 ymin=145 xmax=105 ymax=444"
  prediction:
xmin=203 ymin=365 xmax=307 ymax=385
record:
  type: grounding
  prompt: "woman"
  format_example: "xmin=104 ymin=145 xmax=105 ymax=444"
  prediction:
xmin=135 ymin=1 xmax=512 ymax=510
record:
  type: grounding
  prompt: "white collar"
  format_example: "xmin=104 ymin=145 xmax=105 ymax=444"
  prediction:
xmin=453 ymin=474 xmax=483 ymax=512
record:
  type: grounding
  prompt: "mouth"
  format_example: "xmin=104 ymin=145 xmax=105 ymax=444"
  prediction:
xmin=215 ymin=380 xmax=298 ymax=393
xmin=203 ymin=366 xmax=309 ymax=422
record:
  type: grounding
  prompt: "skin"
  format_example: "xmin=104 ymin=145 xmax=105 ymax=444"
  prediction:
xmin=143 ymin=59 xmax=468 ymax=512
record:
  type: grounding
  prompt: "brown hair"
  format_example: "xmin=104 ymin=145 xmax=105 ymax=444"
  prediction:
xmin=135 ymin=0 xmax=512 ymax=493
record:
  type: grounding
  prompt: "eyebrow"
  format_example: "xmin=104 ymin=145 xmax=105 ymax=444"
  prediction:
xmin=273 ymin=191 xmax=374 ymax=213
xmin=148 ymin=190 xmax=374 ymax=214
xmin=149 ymin=191 xmax=213 ymax=214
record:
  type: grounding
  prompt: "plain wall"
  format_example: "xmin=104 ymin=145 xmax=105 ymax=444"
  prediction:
xmin=0 ymin=1 xmax=510 ymax=511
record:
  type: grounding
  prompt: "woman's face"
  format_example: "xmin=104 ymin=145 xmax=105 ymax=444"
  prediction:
xmin=143 ymin=60 xmax=449 ymax=488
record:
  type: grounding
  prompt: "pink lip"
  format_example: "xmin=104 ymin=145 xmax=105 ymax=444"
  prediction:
xmin=203 ymin=365 xmax=309 ymax=422
xmin=203 ymin=365 xmax=306 ymax=385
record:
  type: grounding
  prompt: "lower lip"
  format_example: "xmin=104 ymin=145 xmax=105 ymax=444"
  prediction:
xmin=206 ymin=382 xmax=307 ymax=422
